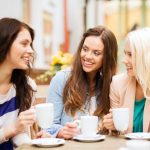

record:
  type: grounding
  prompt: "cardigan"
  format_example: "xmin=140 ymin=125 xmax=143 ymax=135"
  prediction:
xmin=110 ymin=73 xmax=150 ymax=132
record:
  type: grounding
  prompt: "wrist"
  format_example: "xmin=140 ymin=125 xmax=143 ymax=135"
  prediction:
xmin=0 ymin=128 xmax=8 ymax=143
xmin=6 ymin=125 xmax=19 ymax=138
xmin=57 ymin=128 xmax=63 ymax=138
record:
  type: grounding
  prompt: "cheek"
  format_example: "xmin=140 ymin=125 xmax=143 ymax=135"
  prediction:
xmin=96 ymin=57 xmax=103 ymax=67
xmin=80 ymin=53 xmax=82 ymax=60
xmin=80 ymin=51 xmax=85 ymax=57
xmin=80 ymin=52 xmax=86 ymax=61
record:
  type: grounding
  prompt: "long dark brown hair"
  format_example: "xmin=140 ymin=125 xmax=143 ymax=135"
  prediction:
xmin=0 ymin=17 xmax=35 ymax=113
xmin=63 ymin=26 xmax=118 ymax=117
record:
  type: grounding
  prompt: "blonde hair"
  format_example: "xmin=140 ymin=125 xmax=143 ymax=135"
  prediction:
xmin=127 ymin=28 xmax=150 ymax=99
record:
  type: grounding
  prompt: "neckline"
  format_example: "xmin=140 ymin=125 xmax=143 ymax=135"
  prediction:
xmin=135 ymin=97 xmax=146 ymax=103
xmin=0 ymin=85 xmax=14 ymax=97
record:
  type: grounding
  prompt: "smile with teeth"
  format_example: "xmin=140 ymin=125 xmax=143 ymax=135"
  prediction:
xmin=83 ymin=60 xmax=93 ymax=67
xmin=126 ymin=66 xmax=132 ymax=70
xmin=21 ymin=56 xmax=31 ymax=64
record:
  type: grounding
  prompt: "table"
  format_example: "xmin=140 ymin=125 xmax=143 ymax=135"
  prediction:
xmin=16 ymin=135 xmax=126 ymax=150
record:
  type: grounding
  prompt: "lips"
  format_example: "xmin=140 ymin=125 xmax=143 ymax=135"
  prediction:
xmin=126 ymin=66 xmax=132 ymax=69
xmin=82 ymin=60 xmax=93 ymax=68
xmin=21 ymin=56 xmax=32 ymax=65
xmin=126 ymin=67 xmax=133 ymax=73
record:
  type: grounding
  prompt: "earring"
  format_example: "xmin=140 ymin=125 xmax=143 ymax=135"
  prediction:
xmin=99 ymin=70 xmax=103 ymax=77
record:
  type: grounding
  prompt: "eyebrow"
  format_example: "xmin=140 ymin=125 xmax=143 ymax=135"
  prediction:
xmin=21 ymin=39 xmax=32 ymax=43
xmin=124 ymin=49 xmax=131 ymax=54
xmin=82 ymin=45 xmax=88 ymax=48
xmin=83 ymin=44 xmax=103 ymax=52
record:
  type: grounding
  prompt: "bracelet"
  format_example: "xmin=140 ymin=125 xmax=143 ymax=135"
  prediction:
xmin=0 ymin=128 xmax=8 ymax=143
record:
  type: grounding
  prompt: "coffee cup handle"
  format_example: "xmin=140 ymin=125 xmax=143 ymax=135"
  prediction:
xmin=73 ymin=120 xmax=81 ymax=129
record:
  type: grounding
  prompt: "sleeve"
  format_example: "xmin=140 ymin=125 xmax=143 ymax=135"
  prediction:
xmin=46 ymin=70 xmax=69 ymax=137
xmin=0 ymin=128 xmax=8 ymax=144
xmin=109 ymin=76 xmax=120 ymax=108
xmin=12 ymin=132 xmax=31 ymax=146
xmin=12 ymin=77 xmax=37 ymax=146
xmin=13 ymin=77 xmax=37 ymax=145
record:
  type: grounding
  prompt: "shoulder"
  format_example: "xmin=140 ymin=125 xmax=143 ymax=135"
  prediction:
xmin=47 ymin=69 xmax=71 ymax=99
xmin=55 ymin=68 xmax=71 ymax=77
xmin=48 ymin=68 xmax=71 ymax=91
xmin=27 ymin=76 xmax=37 ymax=91
xmin=111 ymin=73 xmax=133 ymax=93
xmin=112 ymin=73 xmax=130 ymax=84
xmin=52 ymin=68 xmax=71 ymax=82
xmin=111 ymin=73 xmax=131 ymax=91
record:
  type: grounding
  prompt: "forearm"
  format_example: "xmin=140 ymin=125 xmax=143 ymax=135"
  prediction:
xmin=12 ymin=132 xmax=31 ymax=146
xmin=0 ymin=125 xmax=18 ymax=143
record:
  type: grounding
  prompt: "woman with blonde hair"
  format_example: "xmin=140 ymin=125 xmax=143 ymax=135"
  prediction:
xmin=103 ymin=28 xmax=150 ymax=133
xmin=45 ymin=26 xmax=118 ymax=139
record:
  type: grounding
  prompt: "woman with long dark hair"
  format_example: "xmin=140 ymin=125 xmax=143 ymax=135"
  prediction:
xmin=46 ymin=26 xmax=118 ymax=139
xmin=0 ymin=18 xmax=36 ymax=149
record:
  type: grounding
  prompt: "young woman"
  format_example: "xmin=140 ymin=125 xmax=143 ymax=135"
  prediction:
xmin=0 ymin=18 xmax=36 ymax=149
xmin=46 ymin=26 xmax=118 ymax=139
xmin=103 ymin=28 xmax=150 ymax=133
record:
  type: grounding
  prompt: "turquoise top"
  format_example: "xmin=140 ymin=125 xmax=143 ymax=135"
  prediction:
xmin=133 ymin=98 xmax=146 ymax=132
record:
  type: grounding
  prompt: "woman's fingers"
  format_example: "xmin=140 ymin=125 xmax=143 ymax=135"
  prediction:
xmin=20 ymin=109 xmax=36 ymax=115
xmin=36 ymin=130 xmax=51 ymax=138
xmin=57 ymin=122 xmax=79 ymax=139
xmin=102 ymin=112 xmax=115 ymax=130
xmin=18 ymin=109 xmax=36 ymax=123
xmin=15 ymin=109 xmax=36 ymax=133
xmin=103 ymin=112 xmax=112 ymax=119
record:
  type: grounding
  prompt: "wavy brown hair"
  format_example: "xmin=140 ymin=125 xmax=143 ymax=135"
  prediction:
xmin=0 ymin=18 xmax=35 ymax=114
xmin=63 ymin=26 xmax=118 ymax=117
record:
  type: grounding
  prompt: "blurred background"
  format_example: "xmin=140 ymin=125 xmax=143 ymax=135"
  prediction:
xmin=0 ymin=0 xmax=150 ymax=79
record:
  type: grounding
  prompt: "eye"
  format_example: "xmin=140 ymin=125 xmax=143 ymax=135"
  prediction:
xmin=128 ymin=53 xmax=132 ymax=57
xmin=82 ymin=46 xmax=88 ymax=52
xmin=21 ymin=42 xmax=28 ymax=47
xmin=124 ymin=51 xmax=132 ymax=57
xmin=93 ymin=50 xmax=102 ymax=56
xmin=124 ymin=50 xmax=132 ymax=57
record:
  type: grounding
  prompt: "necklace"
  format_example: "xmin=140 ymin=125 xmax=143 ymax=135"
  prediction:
xmin=84 ymin=96 xmax=96 ymax=115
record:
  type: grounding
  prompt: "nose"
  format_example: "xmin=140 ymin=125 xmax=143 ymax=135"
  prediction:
xmin=26 ymin=46 xmax=34 ymax=54
xmin=85 ymin=51 xmax=92 ymax=59
xmin=122 ymin=55 xmax=129 ymax=64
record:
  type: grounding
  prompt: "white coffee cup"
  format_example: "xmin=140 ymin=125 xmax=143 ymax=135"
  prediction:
xmin=126 ymin=140 xmax=150 ymax=150
xmin=80 ymin=116 xmax=98 ymax=136
xmin=112 ymin=108 xmax=129 ymax=132
xmin=35 ymin=103 xmax=54 ymax=129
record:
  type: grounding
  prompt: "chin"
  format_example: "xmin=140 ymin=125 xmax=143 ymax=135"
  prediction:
xmin=127 ymin=71 xmax=134 ymax=77
xmin=82 ymin=68 xmax=92 ymax=73
xmin=19 ymin=65 xmax=29 ymax=70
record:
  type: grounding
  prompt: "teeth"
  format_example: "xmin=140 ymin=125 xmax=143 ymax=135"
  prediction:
xmin=126 ymin=66 xmax=132 ymax=69
xmin=22 ymin=57 xmax=31 ymax=61
xmin=84 ymin=61 xmax=92 ymax=65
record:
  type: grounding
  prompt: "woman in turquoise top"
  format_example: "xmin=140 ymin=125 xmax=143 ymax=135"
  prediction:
xmin=42 ymin=26 xmax=118 ymax=139
xmin=133 ymin=98 xmax=146 ymax=132
xmin=103 ymin=28 xmax=150 ymax=133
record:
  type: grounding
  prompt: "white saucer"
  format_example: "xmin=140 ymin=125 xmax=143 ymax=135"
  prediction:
xmin=31 ymin=138 xmax=65 ymax=148
xmin=73 ymin=134 xmax=105 ymax=142
xmin=125 ymin=132 xmax=150 ymax=140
